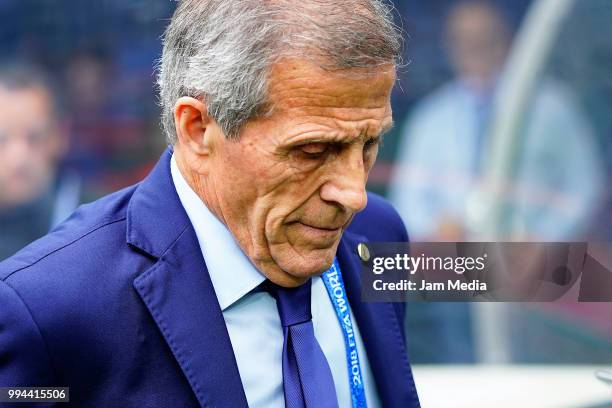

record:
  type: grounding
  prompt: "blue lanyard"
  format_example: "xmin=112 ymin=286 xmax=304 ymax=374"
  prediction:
xmin=322 ymin=259 xmax=367 ymax=408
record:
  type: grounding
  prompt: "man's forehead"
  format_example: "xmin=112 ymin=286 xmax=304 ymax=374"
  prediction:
xmin=268 ymin=110 xmax=394 ymax=149
xmin=267 ymin=58 xmax=396 ymax=110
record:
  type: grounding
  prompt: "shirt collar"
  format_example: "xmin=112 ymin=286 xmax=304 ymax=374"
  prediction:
xmin=170 ymin=154 xmax=266 ymax=311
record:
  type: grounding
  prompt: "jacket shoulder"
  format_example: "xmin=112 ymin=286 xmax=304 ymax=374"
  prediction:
xmin=0 ymin=184 xmax=138 ymax=280
xmin=348 ymin=192 xmax=409 ymax=242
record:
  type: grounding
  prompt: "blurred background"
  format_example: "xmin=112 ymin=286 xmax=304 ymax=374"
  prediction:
xmin=0 ymin=0 xmax=611 ymax=406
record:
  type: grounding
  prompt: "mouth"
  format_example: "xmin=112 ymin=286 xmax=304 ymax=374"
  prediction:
xmin=293 ymin=221 xmax=345 ymax=243
xmin=300 ymin=222 xmax=343 ymax=231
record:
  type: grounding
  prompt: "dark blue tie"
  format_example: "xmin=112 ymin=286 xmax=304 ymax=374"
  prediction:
xmin=263 ymin=279 xmax=339 ymax=408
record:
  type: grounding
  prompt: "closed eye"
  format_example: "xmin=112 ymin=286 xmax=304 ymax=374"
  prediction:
xmin=291 ymin=135 xmax=382 ymax=162
xmin=296 ymin=142 xmax=344 ymax=161
xmin=300 ymin=142 xmax=329 ymax=156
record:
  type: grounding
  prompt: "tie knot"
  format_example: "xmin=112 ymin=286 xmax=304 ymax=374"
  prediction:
xmin=260 ymin=279 xmax=312 ymax=327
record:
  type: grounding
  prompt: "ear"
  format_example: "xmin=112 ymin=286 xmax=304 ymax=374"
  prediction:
xmin=173 ymin=96 xmax=215 ymax=157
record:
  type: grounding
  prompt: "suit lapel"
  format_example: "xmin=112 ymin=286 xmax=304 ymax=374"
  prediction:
xmin=337 ymin=231 xmax=420 ymax=408
xmin=128 ymin=148 xmax=248 ymax=407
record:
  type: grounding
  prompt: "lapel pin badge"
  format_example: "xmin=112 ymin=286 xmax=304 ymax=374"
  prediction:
xmin=357 ymin=243 xmax=370 ymax=262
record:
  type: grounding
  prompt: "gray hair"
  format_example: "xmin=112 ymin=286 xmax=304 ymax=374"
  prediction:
xmin=157 ymin=0 xmax=402 ymax=143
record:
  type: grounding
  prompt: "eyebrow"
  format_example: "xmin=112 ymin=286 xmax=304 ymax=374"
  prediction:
xmin=350 ymin=119 xmax=396 ymax=141
xmin=377 ymin=120 xmax=394 ymax=140
xmin=285 ymin=119 xmax=395 ymax=148
xmin=364 ymin=119 xmax=394 ymax=144
xmin=381 ymin=120 xmax=395 ymax=135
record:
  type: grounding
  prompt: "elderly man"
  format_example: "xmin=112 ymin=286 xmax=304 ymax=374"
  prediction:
xmin=0 ymin=1 xmax=419 ymax=407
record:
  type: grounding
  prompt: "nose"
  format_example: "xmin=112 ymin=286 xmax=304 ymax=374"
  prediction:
xmin=319 ymin=148 xmax=368 ymax=213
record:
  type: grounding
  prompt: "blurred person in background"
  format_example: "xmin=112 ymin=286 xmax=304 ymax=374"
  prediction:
xmin=389 ymin=0 xmax=604 ymax=242
xmin=0 ymin=63 xmax=81 ymax=260
xmin=388 ymin=0 xmax=604 ymax=364
xmin=64 ymin=49 xmax=164 ymax=193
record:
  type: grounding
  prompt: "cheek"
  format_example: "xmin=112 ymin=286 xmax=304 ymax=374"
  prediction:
xmin=32 ymin=152 xmax=54 ymax=173
xmin=260 ymin=179 xmax=310 ymax=243
xmin=264 ymin=163 xmax=328 ymax=214
xmin=217 ymin=144 xmax=266 ymax=201
xmin=216 ymin=144 xmax=292 ymax=238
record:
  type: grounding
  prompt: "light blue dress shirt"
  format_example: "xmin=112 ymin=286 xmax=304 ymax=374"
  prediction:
xmin=170 ymin=155 xmax=380 ymax=407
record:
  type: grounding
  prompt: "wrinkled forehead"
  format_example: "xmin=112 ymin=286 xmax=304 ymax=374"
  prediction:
xmin=266 ymin=58 xmax=396 ymax=112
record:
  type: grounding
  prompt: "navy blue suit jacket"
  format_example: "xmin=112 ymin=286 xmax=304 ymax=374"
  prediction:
xmin=0 ymin=148 xmax=420 ymax=407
